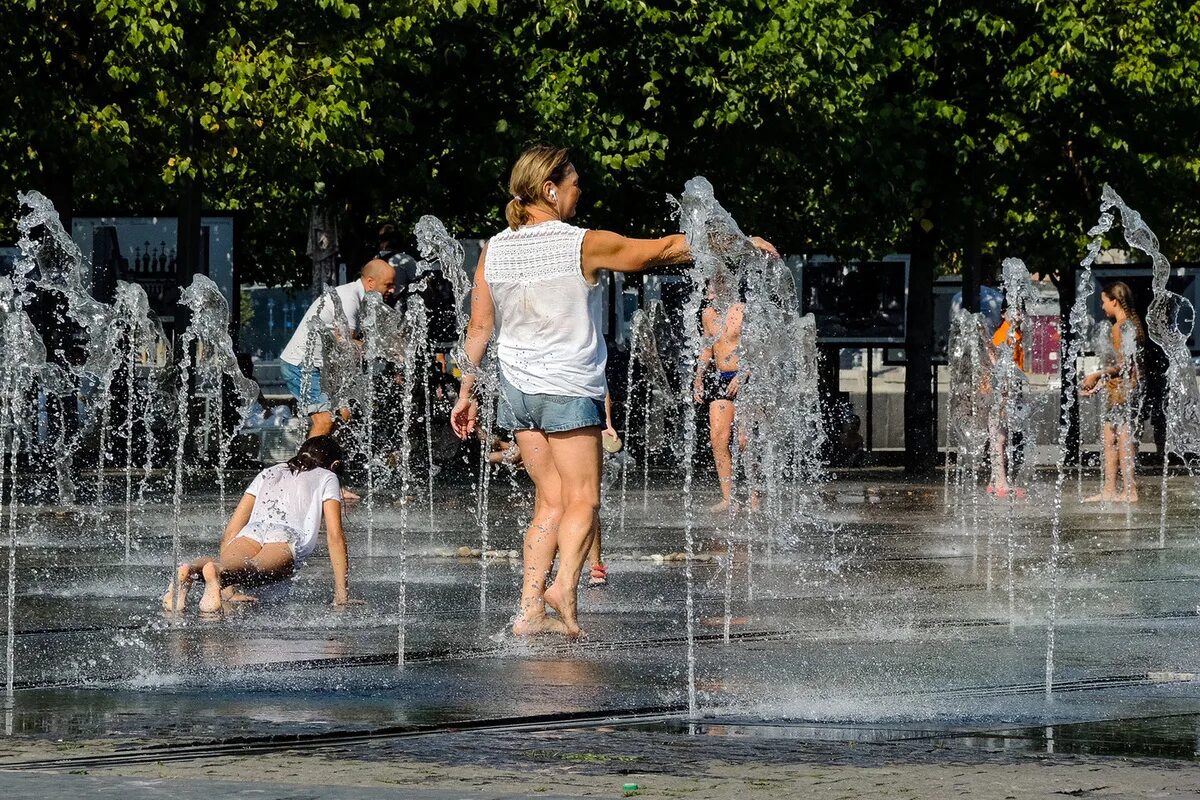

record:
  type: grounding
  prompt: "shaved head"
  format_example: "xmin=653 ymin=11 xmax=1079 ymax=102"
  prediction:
xmin=361 ymin=259 xmax=392 ymax=281
xmin=360 ymin=258 xmax=397 ymax=298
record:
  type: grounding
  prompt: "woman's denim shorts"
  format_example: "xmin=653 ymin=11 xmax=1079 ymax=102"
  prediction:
xmin=496 ymin=374 xmax=604 ymax=433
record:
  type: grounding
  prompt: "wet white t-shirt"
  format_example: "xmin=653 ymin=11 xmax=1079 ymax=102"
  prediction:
xmin=240 ymin=464 xmax=342 ymax=562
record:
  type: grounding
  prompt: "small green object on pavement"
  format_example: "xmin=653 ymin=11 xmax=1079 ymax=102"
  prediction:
xmin=623 ymin=783 xmax=639 ymax=792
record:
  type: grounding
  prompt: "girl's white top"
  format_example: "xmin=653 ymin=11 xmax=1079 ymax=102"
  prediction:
xmin=484 ymin=221 xmax=606 ymax=399
xmin=240 ymin=464 xmax=342 ymax=563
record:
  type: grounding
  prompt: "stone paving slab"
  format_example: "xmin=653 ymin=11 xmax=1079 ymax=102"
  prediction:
xmin=0 ymin=773 xmax=573 ymax=799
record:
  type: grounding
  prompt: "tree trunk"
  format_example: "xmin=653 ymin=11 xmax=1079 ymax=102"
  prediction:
xmin=903 ymin=219 xmax=937 ymax=475
xmin=962 ymin=223 xmax=980 ymax=314
xmin=176 ymin=113 xmax=203 ymax=342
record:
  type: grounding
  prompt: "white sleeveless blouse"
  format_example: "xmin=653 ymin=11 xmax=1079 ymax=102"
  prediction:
xmin=484 ymin=221 xmax=606 ymax=399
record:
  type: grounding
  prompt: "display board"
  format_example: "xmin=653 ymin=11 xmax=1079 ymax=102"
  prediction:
xmin=71 ymin=216 xmax=235 ymax=321
xmin=796 ymin=255 xmax=909 ymax=345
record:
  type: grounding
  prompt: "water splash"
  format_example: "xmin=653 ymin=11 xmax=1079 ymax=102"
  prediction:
xmin=618 ymin=302 xmax=676 ymax=536
xmin=360 ymin=291 xmax=408 ymax=552
xmin=415 ymin=215 xmax=470 ymax=333
xmin=168 ymin=275 xmax=260 ymax=609
xmin=1099 ymin=185 xmax=1200 ymax=544
xmin=179 ymin=274 xmax=260 ymax=511
xmin=671 ymin=176 xmax=826 ymax=718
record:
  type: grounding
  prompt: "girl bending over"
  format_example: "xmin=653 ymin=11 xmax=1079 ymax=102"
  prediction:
xmin=163 ymin=435 xmax=359 ymax=613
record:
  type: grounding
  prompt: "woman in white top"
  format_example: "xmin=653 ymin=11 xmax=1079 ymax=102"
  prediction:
xmin=163 ymin=435 xmax=359 ymax=613
xmin=451 ymin=145 xmax=774 ymax=637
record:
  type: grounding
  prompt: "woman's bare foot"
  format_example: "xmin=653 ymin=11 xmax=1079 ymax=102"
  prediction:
xmin=512 ymin=612 xmax=568 ymax=636
xmin=542 ymin=582 xmax=582 ymax=638
xmin=1083 ymin=492 xmax=1117 ymax=503
xmin=198 ymin=562 xmax=223 ymax=613
xmin=708 ymin=498 xmax=732 ymax=514
xmin=162 ymin=564 xmax=191 ymax=612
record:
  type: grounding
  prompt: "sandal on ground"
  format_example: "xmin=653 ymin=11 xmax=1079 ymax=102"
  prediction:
xmin=587 ymin=562 xmax=608 ymax=588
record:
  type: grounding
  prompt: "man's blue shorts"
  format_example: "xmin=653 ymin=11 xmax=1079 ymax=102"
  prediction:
xmin=279 ymin=360 xmax=332 ymax=416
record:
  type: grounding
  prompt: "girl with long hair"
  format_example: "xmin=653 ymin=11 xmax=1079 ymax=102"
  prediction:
xmin=1082 ymin=281 xmax=1146 ymax=503
xmin=163 ymin=435 xmax=360 ymax=612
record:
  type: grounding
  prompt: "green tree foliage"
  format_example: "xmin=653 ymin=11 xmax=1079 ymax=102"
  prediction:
xmin=2 ymin=1 xmax=1198 ymax=284
xmin=0 ymin=0 xmax=437 ymax=282
xmin=857 ymin=1 xmax=1200 ymax=276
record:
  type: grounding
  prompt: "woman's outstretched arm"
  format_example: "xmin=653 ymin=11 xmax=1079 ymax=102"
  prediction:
xmin=582 ymin=231 xmax=689 ymax=281
xmin=582 ymin=231 xmax=778 ymax=283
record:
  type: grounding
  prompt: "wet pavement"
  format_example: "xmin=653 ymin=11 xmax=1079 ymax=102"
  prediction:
xmin=2 ymin=470 xmax=1199 ymax=758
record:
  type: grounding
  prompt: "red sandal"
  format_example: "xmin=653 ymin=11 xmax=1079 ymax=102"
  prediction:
xmin=587 ymin=562 xmax=608 ymax=588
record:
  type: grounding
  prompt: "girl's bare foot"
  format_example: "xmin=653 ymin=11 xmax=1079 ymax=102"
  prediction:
xmin=198 ymin=562 xmax=223 ymax=613
xmin=162 ymin=564 xmax=191 ymax=612
xmin=1083 ymin=493 xmax=1118 ymax=503
xmin=542 ymin=582 xmax=582 ymax=638
xmin=708 ymin=499 xmax=732 ymax=514
xmin=512 ymin=613 xmax=568 ymax=636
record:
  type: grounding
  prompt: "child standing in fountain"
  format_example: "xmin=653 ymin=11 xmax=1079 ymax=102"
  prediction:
xmin=986 ymin=312 xmax=1026 ymax=498
xmin=451 ymin=145 xmax=774 ymax=638
xmin=163 ymin=436 xmax=359 ymax=613
xmin=1082 ymin=281 xmax=1145 ymax=503
xmin=693 ymin=271 xmax=760 ymax=513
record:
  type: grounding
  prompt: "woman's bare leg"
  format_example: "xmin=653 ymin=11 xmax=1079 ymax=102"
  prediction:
xmin=586 ymin=520 xmax=601 ymax=566
xmin=709 ymin=400 xmax=736 ymax=512
xmin=511 ymin=429 xmax=567 ymax=636
xmin=989 ymin=418 xmax=1009 ymax=492
xmin=542 ymin=428 xmax=602 ymax=637
xmin=162 ymin=563 xmax=193 ymax=611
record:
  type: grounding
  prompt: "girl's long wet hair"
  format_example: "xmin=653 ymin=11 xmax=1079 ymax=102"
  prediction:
xmin=1102 ymin=281 xmax=1146 ymax=344
xmin=286 ymin=435 xmax=345 ymax=475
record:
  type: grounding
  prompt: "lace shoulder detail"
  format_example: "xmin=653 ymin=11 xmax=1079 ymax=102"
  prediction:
xmin=485 ymin=222 xmax=588 ymax=284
